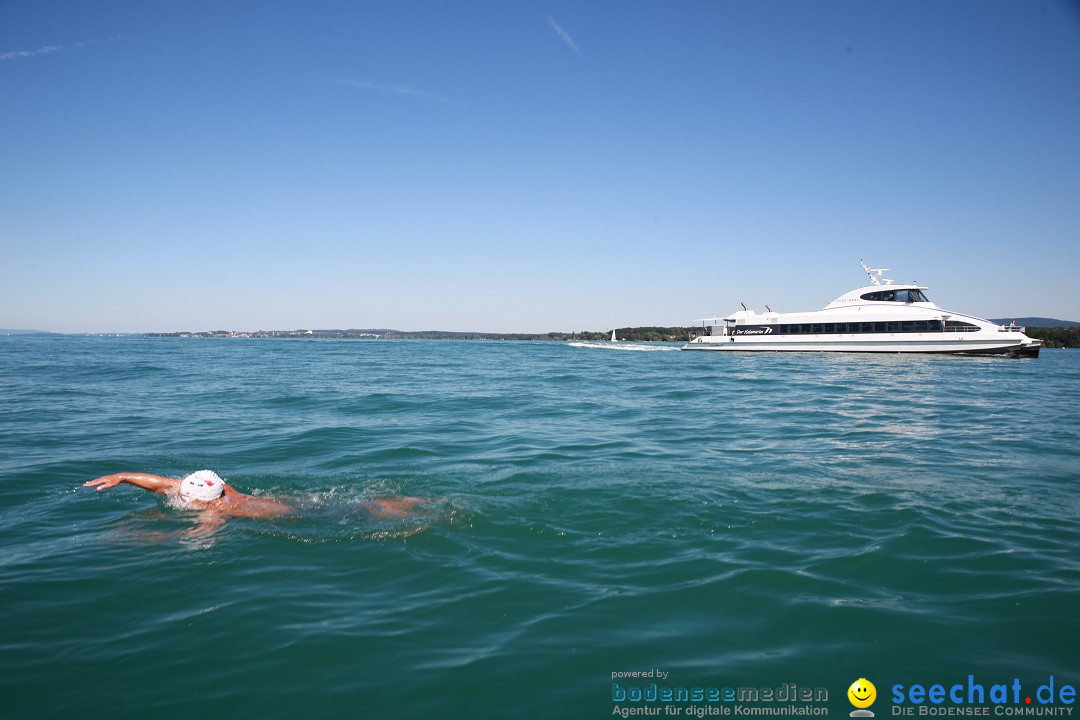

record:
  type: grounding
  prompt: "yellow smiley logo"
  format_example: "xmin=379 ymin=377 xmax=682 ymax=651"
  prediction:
xmin=848 ymin=678 xmax=877 ymax=709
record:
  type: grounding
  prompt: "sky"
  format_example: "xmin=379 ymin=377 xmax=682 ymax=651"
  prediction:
xmin=2 ymin=0 xmax=1079 ymax=333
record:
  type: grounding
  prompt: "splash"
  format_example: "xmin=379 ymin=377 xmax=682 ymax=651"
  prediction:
xmin=262 ymin=488 xmax=457 ymax=543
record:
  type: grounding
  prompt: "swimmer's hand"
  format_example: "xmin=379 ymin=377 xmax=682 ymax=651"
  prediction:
xmin=84 ymin=475 xmax=125 ymax=491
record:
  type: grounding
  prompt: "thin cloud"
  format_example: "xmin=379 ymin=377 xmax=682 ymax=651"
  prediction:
xmin=545 ymin=15 xmax=581 ymax=55
xmin=328 ymin=78 xmax=452 ymax=104
xmin=0 ymin=39 xmax=98 ymax=62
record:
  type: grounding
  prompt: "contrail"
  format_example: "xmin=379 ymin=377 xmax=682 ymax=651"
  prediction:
xmin=0 ymin=40 xmax=95 ymax=61
xmin=546 ymin=15 xmax=581 ymax=55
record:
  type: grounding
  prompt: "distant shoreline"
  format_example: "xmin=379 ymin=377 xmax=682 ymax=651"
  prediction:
xmin=142 ymin=327 xmax=699 ymax=342
xmin=140 ymin=323 xmax=1080 ymax=348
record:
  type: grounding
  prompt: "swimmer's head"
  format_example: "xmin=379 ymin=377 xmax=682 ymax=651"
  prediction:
xmin=179 ymin=470 xmax=224 ymax=502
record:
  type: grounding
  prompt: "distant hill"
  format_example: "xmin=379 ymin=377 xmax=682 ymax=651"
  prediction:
xmin=990 ymin=318 xmax=1080 ymax=328
xmin=0 ymin=329 xmax=56 ymax=335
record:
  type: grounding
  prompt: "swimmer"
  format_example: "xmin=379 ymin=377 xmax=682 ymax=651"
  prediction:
xmin=84 ymin=470 xmax=433 ymax=531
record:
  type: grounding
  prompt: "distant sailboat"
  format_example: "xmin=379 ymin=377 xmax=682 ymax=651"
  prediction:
xmin=610 ymin=328 xmax=618 ymax=342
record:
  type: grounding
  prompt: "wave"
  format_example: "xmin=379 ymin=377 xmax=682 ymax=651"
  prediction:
xmin=567 ymin=342 xmax=679 ymax=352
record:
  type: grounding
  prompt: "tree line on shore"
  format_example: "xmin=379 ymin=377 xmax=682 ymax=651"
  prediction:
xmin=146 ymin=327 xmax=699 ymax=342
xmin=1025 ymin=326 xmax=1080 ymax=348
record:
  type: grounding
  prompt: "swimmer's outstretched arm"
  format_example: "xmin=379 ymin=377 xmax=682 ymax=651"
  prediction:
xmin=84 ymin=473 xmax=181 ymax=495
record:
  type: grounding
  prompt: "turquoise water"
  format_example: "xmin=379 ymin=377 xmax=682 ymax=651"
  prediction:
xmin=2 ymin=336 xmax=1078 ymax=719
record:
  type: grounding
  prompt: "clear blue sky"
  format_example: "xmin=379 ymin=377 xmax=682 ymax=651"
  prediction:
xmin=2 ymin=0 xmax=1078 ymax=333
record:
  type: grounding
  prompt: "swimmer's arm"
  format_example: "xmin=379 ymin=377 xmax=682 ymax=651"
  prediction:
xmin=83 ymin=473 xmax=181 ymax=495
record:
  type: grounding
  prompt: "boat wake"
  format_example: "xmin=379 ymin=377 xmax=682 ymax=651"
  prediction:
xmin=568 ymin=342 xmax=678 ymax=352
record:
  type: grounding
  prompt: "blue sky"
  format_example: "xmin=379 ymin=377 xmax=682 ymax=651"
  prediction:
xmin=2 ymin=0 xmax=1078 ymax=333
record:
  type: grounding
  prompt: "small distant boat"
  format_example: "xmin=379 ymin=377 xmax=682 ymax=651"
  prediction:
xmin=682 ymin=261 xmax=1041 ymax=357
xmin=611 ymin=328 xmax=618 ymax=342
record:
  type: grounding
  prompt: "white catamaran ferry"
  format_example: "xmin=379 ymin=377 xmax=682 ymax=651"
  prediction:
xmin=682 ymin=262 xmax=1041 ymax=357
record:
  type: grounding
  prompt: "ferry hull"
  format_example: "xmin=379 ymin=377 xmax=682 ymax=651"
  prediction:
xmin=682 ymin=335 xmax=1040 ymax=357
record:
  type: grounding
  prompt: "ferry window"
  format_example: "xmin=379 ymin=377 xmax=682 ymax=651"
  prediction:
xmin=863 ymin=288 xmax=929 ymax=303
xmin=835 ymin=323 xmax=847 ymax=333
xmin=812 ymin=324 xmax=822 ymax=334
xmin=874 ymin=322 xmax=888 ymax=332
xmin=887 ymin=322 xmax=900 ymax=332
xmin=915 ymin=321 xmax=928 ymax=332
xmin=928 ymin=320 xmax=942 ymax=332
xmin=901 ymin=322 xmax=914 ymax=332
xmin=861 ymin=323 xmax=872 ymax=333
xmin=823 ymin=323 xmax=835 ymax=333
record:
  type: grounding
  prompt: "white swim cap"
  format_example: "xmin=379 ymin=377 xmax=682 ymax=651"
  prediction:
xmin=179 ymin=470 xmax=225 ymax=501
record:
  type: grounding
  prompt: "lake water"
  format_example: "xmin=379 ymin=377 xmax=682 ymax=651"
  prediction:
xmin=2 ymin=336 xmax=1077 ymax=719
